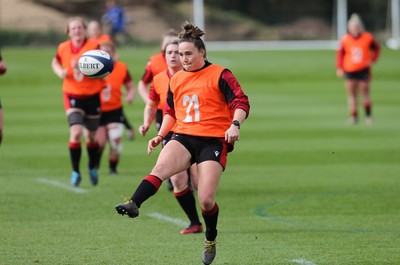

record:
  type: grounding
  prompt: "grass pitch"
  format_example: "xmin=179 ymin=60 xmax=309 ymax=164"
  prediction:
xmin=0 ymin=46 xmax=399 ymax=264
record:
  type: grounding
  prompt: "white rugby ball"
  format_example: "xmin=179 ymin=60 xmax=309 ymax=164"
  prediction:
xmin=78 ymin=50 xmax=114 ymax=78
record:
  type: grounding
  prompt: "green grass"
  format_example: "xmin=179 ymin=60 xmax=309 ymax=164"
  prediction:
xmin=0 ymin=46 xmax=399 ymax=264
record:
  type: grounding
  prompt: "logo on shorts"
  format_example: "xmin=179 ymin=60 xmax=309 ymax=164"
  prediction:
xmin=214 ymin=151 xmax=220 ymax=157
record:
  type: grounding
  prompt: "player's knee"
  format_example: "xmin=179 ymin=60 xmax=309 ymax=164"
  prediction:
xmin=110 ymin=139 xmax=123 ymax=155
xmin=171 ymin=172 xmax=189 ymax=190
xmin=108 ymin=124 xmax=123 ymax=154
xmin=69 ymin=123 xmax=83 ymax=142
xmin=197 ymin=190 xmax=215 ymax=211
xmin=199 ymin=198 xmax=215 ymax=212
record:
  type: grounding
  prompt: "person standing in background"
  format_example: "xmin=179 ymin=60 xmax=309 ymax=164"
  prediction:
xmin=137 ymin=28 xmax=179 ymax=191
xmin=96 ymin=41 xmax=135 ymax=174
xmin=102 ymin=0 xmax=133 ymax=45
xmin=88 ymin=20 xmax=113 ymax=44
xmin=88 ymin=19 xmax=136 ymax=141
xmin=51 ymin=17 xmax=103 ymax=187
xmin=336 ymin=13 xmax=380 ymax=125
xmin=137 ymin=29 xmax=179 ymax=107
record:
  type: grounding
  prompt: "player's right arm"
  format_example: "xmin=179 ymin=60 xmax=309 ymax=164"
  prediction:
xmin=139 ymin=99 xmax=158 ymax=136
xmin=137 ymin=80 xmax=150 ymax=104
xmin=147 ymin=114 xmax=176 ymax=155
xmin=137 ymin=62 xmax=153 ymax=103
xmin=140 ymin=80 xmax=161 ymax=136
xmin=51 ymin=57 xmax=67 ymax=79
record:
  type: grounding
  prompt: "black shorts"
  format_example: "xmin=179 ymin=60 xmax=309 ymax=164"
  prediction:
xmin=99 ymin=107 xmax=125 ymax=126
xmin=64 ymin=93 xmax=101 ymax=116
xmin=171 ymin=134 xmax=229 ymax=170
xmin=344 ymin=68 xmax=370 ymax=81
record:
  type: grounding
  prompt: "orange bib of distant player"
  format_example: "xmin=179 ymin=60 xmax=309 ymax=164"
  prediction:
xmin=57 ymin=39 xmax=104 ymax=96
xmin=101 ymin=61 xmax=129 ymax=112
xmin=341 ymin=32 xmax=374 ymax=72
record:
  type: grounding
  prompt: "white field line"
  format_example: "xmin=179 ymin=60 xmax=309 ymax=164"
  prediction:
xmin=290 ymin=258 xmax=317 ymax=265
xmin=37 ymin=178 xmax=88 ymax=194
xmin=146 ymin=212 xmax=187 ymax=227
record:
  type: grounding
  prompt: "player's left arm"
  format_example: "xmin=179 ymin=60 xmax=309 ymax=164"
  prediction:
xmin=225 ymin=108 xmax=247 ymax=143
xmin=218 ymin=69 xmax=250 ymax=143
xmin=219 ymin=69 xmax=250 ymax=119
xmin=336 ymin=41 xmax=345 ymax=78
xmin=370 ymin=38 xmax=381 ymax=63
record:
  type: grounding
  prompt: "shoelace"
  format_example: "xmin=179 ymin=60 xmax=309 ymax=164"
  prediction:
xmin=121 ymin=195 xmax=131 ymax=204
xmin=204 ymin=241 xmax=216 ymax=254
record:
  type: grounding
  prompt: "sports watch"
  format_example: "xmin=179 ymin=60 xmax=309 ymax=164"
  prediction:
xmin=232 ymin=120 xmax=240 ymax=129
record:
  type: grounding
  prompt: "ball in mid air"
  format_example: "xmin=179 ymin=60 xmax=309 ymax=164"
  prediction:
xmin=78 ymin=50 xmax=114 ymax=78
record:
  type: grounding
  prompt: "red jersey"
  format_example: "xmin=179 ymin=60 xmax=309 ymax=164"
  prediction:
xmin=166 ymin=63 xmax=250 ymax=138
xmin=55 ymin=39 xmax=104 ymax=96
xmin=337 ymin=32 xmax=380 ymax=72
xmin=101 ymin=61 xmax=132 ymax=112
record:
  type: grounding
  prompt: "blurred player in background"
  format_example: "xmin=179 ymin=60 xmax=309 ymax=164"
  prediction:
xmin=137 ymin=28 xmax=179 ymax=121
xmin=336 ymin=13 xmax=380 ymax=125
xmin=0 ymin=49 xmax=7 ymax=75
xmin=96 ymin=41 xmax=135 ymax=174
xmin=51 ymin=16 xmax=103 ymax=187
xmin=0 ymin=49 xmax=6 ymax=145
xmin=115 ymin=22 xmax=250 ymax=265
xmin=137 ymin=28 xmax=179 ymax=191
xmin=88 ymin=19 xmax=136 ymax=140
xmin=139 ymin=39 xmax=202 ymax=235
xmin=88 ymin=20 xmax=113 ymax=44
xmin=102 ymin=0 xmax=133 ymax=45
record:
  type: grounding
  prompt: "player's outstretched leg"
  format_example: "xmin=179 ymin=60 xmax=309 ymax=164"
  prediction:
xmin=115 ymin=197 xmax=139 ymax=218
xmin=115 ymin=175 xmax=162 ymax=219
